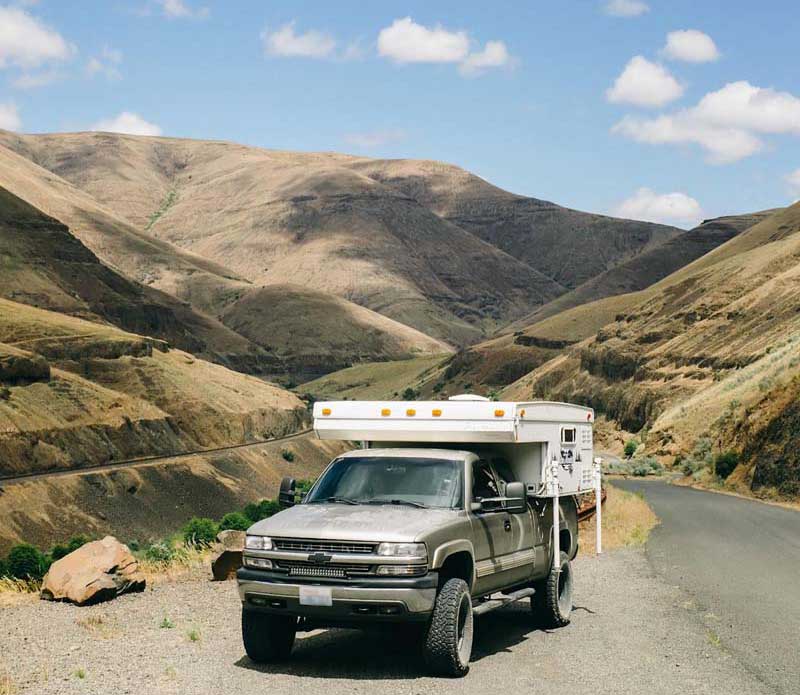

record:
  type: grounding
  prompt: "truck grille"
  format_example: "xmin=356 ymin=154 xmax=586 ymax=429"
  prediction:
xmin=275 ymin=560 xmax=374 ymax=578
xmin=273 ymin=538 xmax=376 ymax=555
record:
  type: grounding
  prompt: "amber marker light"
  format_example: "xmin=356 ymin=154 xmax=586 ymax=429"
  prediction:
xmin=381 ymin=408 xmax=391 ymax=417
xmin=406 ymin=408 xmax=416 ymax=416
xmin=432 ymin=409 xmax=442 ymax=417
xmin=321 ymin=408 xmax=331 ymax=416
xmin=494 ymin=409 xmax=505 ymax=417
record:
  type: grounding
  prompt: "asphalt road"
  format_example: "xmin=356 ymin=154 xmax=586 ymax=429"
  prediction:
xmin=615 ymin=479 xmax=800 ymax=695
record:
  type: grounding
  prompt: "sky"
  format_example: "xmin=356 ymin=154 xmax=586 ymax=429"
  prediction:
xmin=0 ymin=0 xmax=798 ymax=228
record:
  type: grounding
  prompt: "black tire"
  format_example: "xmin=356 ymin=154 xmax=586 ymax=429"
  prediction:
xmin=423 ymin=578 xmax=473 ymax=677
xmin=241 ymin=608 xmax=297 ymax=663
xmin=531 ymin=551 xmax=573 ymax=628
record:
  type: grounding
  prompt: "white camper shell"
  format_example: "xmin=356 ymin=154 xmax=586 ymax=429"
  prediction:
xmin=312 ymin=396 xmax=597 ymax=498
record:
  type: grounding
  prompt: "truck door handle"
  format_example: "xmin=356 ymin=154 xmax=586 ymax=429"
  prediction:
xmin=504 ymin=519 xmax=511 ymax=532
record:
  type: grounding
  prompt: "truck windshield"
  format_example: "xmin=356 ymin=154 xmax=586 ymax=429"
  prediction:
xmin=306 ymin=456 xmax=463 ymax=509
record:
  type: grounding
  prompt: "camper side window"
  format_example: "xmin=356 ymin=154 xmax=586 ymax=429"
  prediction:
xmin=561 ymin=427 xmax=576 ymax=444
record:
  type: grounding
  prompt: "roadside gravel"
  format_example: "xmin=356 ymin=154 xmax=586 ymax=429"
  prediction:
xmin=0 ymin=550 xmax=772 ymax=695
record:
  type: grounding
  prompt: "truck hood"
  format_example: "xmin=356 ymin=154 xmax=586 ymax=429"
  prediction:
xmin=249 ymin=504 xmax=461 ymax=543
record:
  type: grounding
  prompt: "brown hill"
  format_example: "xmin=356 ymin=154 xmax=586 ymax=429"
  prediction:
xmin=0 ymin=131 xmax=683 ymax=346
xmin=0 ymin=143 xmax=449 ymax=378
xmin=0 ymin=297 xmax=306 ymax=478
xmin=218 ymin=284 xmax=450 ymax=381
xmin=502 ymin=203 xmax=800 ymax=497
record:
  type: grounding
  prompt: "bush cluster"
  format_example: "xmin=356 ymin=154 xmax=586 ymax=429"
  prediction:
xmin=713 ymin=451 xmax=739 ymax=479
xmin=0 ymin=535 xmax=91 ymax=581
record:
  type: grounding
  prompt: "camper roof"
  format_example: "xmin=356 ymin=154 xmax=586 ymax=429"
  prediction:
xmin=312 ymin=397 xmax=593 ymax=444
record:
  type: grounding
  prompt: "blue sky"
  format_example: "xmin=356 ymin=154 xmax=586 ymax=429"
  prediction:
xmin=1 ymin=0 xmax=798 ymax=228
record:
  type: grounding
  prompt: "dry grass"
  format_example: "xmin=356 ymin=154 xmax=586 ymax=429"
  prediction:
xmin=76 ymin=613 xmax=119 ymax=640
xmin=137 ymin=545 xmax=212 ymax=586
xmin=0 ymin=576 xmax=40 ymax=607
xmin=579 ymin=483 xmax=658 ymax=555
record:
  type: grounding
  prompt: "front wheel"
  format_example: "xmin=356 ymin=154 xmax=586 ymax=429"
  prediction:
xmin=423 ymin=578 xmax=473 ymax=677
xmin=531 ymin=551 xmax=573 ymax=628
xmin=241 ymin=608 xmax=297 ymax=663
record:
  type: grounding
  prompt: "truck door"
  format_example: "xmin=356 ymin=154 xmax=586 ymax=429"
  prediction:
xmin=469 ymin=459 xmax=515 ymax=594
xmin=491 ymin=458 xmax=537 ymax=585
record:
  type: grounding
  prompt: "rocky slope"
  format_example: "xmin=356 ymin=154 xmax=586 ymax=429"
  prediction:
xmin=503 ymin=203 xmax=800 ymax=495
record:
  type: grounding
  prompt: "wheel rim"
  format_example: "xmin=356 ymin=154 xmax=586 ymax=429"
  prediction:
xmin=557 ymin=561 xmax=573 ymax=616
xmin=456 ymin=595 xmax=474 ymax=665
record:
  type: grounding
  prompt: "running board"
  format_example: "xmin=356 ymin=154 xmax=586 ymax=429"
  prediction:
xmin=473 ymin=587 xmax=535 ymax=616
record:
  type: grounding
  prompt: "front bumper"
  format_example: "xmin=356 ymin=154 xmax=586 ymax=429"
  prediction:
xmin=237 ymin=568 xmax=438 ymax=623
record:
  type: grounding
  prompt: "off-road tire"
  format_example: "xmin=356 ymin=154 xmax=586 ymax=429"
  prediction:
xmin=531 ymin=551 xmax=573 ymax=628
xmin=241 ymin=608 xmax=297 ymax=663
xmin=423 ymin=578 xmax=473 ymax=677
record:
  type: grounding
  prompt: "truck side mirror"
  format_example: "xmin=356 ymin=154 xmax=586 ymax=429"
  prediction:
xmin=278 ymin=476 xmax=296 ymax=508
xmin=505 ymin=481 xmax=527 ymax=514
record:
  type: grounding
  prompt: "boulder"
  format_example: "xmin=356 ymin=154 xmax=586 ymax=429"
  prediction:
xmin=40 ymin=536 xmax=145 ymax=605
xmin=211 ymin=530 xmax=246 ymax=581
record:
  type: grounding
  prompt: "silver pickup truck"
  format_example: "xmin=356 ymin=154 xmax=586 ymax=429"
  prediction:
xmin=237 ymin=447 xmax=579 ymax=676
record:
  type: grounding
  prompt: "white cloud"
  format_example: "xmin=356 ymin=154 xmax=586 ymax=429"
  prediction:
xmin=613 ymin=81 xmax=800 ymax=164
xmin=157 ymin=0 xmax=208 ymax=19
xmin=663 ymin=29 xmax=720 ymax=63
xmin=603 ymin=0 xmax=650 ymax=17
xmin=377 ymin=17 xmax=512 ymax=76
xmin=614 ymin=188 xmax=703 ymax=227
xmin=787 ymin=169 xmax=800 ymax=199
xmin=90 ymin=112 xmax=162 ymax=137
xmin=0 ymin=102 xmax=21 ymax=131
xmin=378 ymin=17 xmax=469 ymax=64
xmin=262 ymin=22 xmax=336 ymax=59
xmin=86 ymin=45 xmax=122 ymax=80
xmin=459 ymin=40 xmax=511 ymax=76
xmin=11 ymin=69 xmax=60 ymax=88
xmin=606 ymin=56 xmax=684 ymax=108
xmin=343 ymin=129 xmax=406 ymax=149
xmin=0 ymin=6 xmax=74 ymax=70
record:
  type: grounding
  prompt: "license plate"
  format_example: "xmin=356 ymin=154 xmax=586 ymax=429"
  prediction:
xmin=299 ymin=586 xmax=333 ymax=606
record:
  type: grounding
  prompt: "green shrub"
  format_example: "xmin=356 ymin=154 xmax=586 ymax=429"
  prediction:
xmin=219 ymin=512 xmax=251 ymax=532
xmin=631 ymin=464 xmax=650 ymax=477
xmin=714 ymin=451 xmax=739 ymax=479
xmin=243 ymin=499 xmax=281 ymax=523
xmin=49 ymin=543 xmax=71 ymax=561
xmin=181 ymin=518 xmax=219 ymax=547
xmin=7 ymin=543 xmax=46 ymax=580
xmin=144 ymin=542 xmax=175 ymax=563
xmin=127 ymin=539 xmax=140 ymax=552
xmin=402 ymin=387 xmax=417 ymax=400
xmin=281 ymin=449 xmax=295 ymax=462
xmin=66 ymin=534 xmax=90 ymax=553
xmin=295 ymin=479 xmax=314 ymax=496
xmin=624 ymin=439 xmax=638 ymax=459
xmin=0 ymin=557 xmax=9 ymax=578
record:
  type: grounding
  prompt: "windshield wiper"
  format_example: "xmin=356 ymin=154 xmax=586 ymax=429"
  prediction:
xmin=366 ymin=499 xmax=428 ymax=509
xmin=323 ymin=496 xmax=359 ymax=505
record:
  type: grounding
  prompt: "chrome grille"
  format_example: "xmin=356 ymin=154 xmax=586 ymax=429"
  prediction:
xmin=276 ymin=560 xmax=374 ymax=578
xmin=273 ymin=538 xmax=376 ymax=554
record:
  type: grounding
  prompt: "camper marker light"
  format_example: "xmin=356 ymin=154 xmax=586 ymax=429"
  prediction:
xmin=406 ymin=408 xmax=416 ymax=416
xmin=245 ymin=535 xmax=273 ymax=551
xmin=381 ymin=408 xmax=391 ymax=417
xmin=322 ymin=407 xmax=331 ymax=416
xmin=432 ymin=408 xmax=442 ymax=417
xmin=377 ymin=542 xmax=427 ymax=559
xmin=494 ymin=409 xmax=505 ymax=417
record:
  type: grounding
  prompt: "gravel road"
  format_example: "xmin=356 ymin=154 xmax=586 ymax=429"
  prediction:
xmin=616 ymin=479 xmax=800 ymax=695
xmin=0 ymin=549 xmax=772 ymax=695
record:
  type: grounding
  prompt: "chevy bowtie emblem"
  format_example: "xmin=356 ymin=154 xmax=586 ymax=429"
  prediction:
xmin=308 ymin=553 xmax=333 ymax=565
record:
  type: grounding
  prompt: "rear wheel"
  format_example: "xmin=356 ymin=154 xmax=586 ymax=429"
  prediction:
xmin=531 ymin=551 xmax=573 ymax=628
xmin=241 ymin=608 xmax=297 ymax=663
xmin=423 ymin=578 xmax=473 ymax=677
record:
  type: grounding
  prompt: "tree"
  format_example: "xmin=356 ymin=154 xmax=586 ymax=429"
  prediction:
xmin=714 ymin=451 xmax=739 ymax=479
xmin=624 ymin=439 xmax=638 ymax=459
xmin=7 ymin=543 xmax=46 ymax=580
xmin=402 ymin=387 xmax=417 ymax=400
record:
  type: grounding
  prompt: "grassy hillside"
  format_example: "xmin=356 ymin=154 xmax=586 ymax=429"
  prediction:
xmin=0 ymin=297 xmax=306 ymax=477
xmin=502 ymin=203 xmax=800 ymax=497
xmin=1 ymin=130 xmax=686 ymax=347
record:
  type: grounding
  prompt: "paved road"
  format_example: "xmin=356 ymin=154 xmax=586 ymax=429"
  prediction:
xmin=615 ymin=479 xmax=800 ymax=695
xmin=0 ymin=429 xmax=313 ymax=485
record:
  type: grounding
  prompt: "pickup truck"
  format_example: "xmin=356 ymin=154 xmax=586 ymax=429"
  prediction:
xmin=237 ymin=446 xmax=579 ymax=676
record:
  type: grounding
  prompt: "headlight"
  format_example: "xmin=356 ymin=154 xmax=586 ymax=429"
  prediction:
xmin=376 ymin=542 xmax=427 ymax=559
xmin=245 ymin=535 xmax=273 ymax=551
xmin=244 ymin=557 xmax=273 ymax=570
xmin=376 ymin=564 xmax=427 ymax=576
